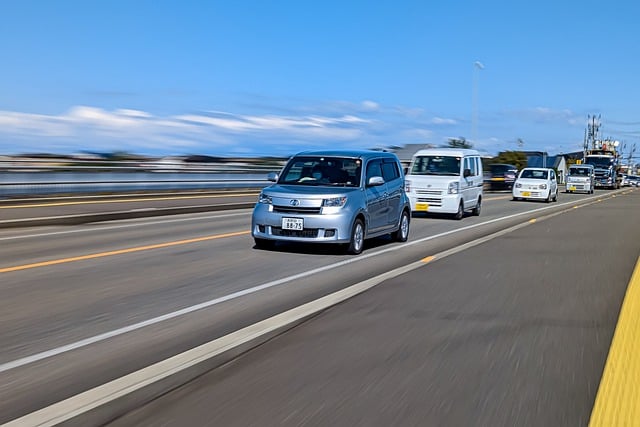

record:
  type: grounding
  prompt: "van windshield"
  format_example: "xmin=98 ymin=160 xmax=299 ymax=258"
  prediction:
xmin=569 ymin=167 xmax=590 ymax=176
xmin=410 ymin=155 xmax=461 ymax=176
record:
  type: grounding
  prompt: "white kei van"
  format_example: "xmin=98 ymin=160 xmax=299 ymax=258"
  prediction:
xmin=404 ymin=148 xmax=483 ymax=220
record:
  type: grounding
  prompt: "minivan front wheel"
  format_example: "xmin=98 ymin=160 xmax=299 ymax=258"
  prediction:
xmin=453 ymin=201 xmax=464 ymax=220
xmin=393 ymin=210 xmax=410 ymax=242
xmin=346 ymin=219 xmax=365 ymax=255
xmin=471 ymin=197 xmax=481 ymax=216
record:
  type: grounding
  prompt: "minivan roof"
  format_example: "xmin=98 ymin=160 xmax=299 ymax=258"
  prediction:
xmin=412 ymin=148 xmax=480 ymax=158
xmin=293 ymin=149 xmax=399 ymax=161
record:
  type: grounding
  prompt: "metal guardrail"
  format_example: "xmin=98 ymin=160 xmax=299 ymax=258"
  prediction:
xmin=0 ymin=161 xmax=282 ymax=197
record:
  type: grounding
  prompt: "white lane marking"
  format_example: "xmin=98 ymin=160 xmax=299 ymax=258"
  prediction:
xmin=0 ymin=211 xmax=251 ymax=242
xmin=0 ymin=192 xmax=615 ymax=373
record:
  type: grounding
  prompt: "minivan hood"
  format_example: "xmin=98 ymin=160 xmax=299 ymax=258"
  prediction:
xmin=263 ymin=184 xmax=360 ymax=199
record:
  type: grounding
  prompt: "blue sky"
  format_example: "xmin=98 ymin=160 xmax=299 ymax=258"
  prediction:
xmin=1 ymin=0 xmax=639 ymax=159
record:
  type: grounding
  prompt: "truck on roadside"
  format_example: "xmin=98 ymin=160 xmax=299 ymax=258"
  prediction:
xmin=582 ymin=143 xmax=621 ymax=189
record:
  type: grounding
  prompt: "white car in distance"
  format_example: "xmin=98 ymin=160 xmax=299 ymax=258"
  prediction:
xmin=512 ymin=167 xmax=559 ymax=202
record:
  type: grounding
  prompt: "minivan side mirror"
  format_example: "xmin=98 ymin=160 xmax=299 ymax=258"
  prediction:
xmin=463 ymin=168 xmax=471 ymax=178
xmin=267 ymin=172 xmax=278 ymax=182
xmin=403 ymin=167 xmax=409 ymax=175
xmin=367 ymin=176 xmax=385 ymax=187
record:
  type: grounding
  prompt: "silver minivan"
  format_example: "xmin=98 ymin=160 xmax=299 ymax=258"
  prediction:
xmin=251 ymin=150 xmax=411 ymax=254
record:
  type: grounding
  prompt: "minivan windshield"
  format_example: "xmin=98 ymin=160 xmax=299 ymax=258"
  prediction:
xmin=410 ymin=155 xmax=461 ymax=176
xmin=569 ymin=167 xmax=591 ymax=176
xmin=278 ymin=156 xmax=362 ymax=186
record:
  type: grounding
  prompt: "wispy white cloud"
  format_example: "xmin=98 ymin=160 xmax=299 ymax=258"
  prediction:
xmin=0 ymin=102 xmax=594 ymax=156
xmin=430 ymin=117 xmax=457 ymax=125
xmin=0 ymin=105 xmax=378 ymax=155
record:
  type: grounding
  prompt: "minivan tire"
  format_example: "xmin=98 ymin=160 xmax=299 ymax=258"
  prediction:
xmin=471 ymin=197 xmax=481 ymax=216
xmin=453 ymin=201 xmax=464 ymax=220
xmin=393 ymin=210 xmax=410 ymax=242
xmin=346 ymin=218 xmax=365 ymax=255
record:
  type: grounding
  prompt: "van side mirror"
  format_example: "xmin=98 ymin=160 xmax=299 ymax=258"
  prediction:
xmin=267 ymin=172 xmax=278 ymax=182
xmin=463 ymin=168 xmax=471 ymax=178
xmin=403 ymin=167 xmax=408 ymax=175
xmin=367 ymin=176 xmax=385 ymax=187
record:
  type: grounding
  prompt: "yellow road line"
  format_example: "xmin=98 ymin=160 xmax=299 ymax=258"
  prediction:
xmin=0 ymin=230 xmax=250 ymax=273
xmin=0 ymin=193 xmax=257 ymax=209
xmin=529 ymin=218 xmax=537 ymax=223
xmin=589 ymin=255 xmax=640 ymax=426
xmin=421 ymin=255 xmax=435 ymax=264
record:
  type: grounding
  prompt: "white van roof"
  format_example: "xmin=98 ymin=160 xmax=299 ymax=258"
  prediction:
xmin=411 ymin=148 xmax=480 ymax=158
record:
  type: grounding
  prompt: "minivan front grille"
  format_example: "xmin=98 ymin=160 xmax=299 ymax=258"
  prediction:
xmin=273 ymin=205 xmax=322 ymax=214
xmin=416 ymin=189 xmax=442 ymax=195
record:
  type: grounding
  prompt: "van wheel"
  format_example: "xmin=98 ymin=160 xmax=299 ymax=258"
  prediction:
xmin=393 ymin=210 xmax=410 ymax=242
xmin=471 ymin=197 xmax=481 ymax=216
xmin=346 ymin=219 xmax=365 ymax=255
xmin=453 ymin=201 xmax=464 ymax=220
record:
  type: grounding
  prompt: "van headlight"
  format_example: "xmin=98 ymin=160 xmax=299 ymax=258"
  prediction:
xmin=322 ymin=196 xmax=347 ymax=207
xmin=539 ymin=184 xmax=547 ymax=190
xmin=515 ymin=182 xmax=522 ymax=188
xmin=448 ymin=182 xmax=459 ymax=194
xmin=405 ymin=180 xmax=411 ymax=192
xmin=258 ymin=193 xmax=272 ymax=204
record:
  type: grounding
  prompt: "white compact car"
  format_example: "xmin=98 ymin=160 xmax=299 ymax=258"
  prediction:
xmin=512 ymin=167 xmax=558 ymax=202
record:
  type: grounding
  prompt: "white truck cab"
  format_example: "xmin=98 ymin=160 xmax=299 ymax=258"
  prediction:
xmin=404 ymin=148 xmax=483 ymax=220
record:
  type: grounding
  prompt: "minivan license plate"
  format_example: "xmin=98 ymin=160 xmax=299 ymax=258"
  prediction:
xmin=282 ymin=217 xmax=303 ymax=230
xmin=415 ymin=202 xmax=429 ymax=211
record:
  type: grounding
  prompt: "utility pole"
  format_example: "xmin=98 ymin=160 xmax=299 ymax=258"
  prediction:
xmin=585 ymin=114 xmax=601 ymax=151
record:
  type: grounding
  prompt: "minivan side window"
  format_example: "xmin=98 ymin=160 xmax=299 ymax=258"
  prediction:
xmin=465 ymin=157 xmax=478 ymax=176
xmin=366 ymin=160 xmax=383 ymax=183
xmin=382 ymin=160 xmax=400 ymax=182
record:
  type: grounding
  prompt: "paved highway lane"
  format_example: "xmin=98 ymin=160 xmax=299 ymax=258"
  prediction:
xmin=109 ymin=190 xmax=640 ymax=427
xmin=0 ymin=189 xmax=633 ymax=423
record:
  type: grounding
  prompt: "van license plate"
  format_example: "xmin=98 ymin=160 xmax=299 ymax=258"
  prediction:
xmin=282 ymin=218 xmax=303 ymax=230
xmin=569 ymin=186 xmax=576 ymax=191
xmin=522 ymin=191 xmax=531 ymax=197
xmin=415 ymin=202 xmax=429 ymax=211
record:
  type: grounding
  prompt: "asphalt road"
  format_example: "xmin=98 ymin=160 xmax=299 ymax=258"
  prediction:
xmin=110 ymin=190 xmax=640 ymax=427
xmin=0 ymin=189 xmax=637 ymax=425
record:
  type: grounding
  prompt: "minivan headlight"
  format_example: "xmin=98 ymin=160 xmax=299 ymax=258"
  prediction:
xmin=515 ymin=182 xmax=522 ymax=188
xmin=539 ymin=184 xmax=547 ymax=189
xmin=322 ymin=196 xmax=347 ymax=207
xmin=405 ymin=179 xmax=411 ymax=192
xmin=258 ymin=193 xmax=272 ymax=204
xmin=448 ymin=181 xmax=459 ymax=194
